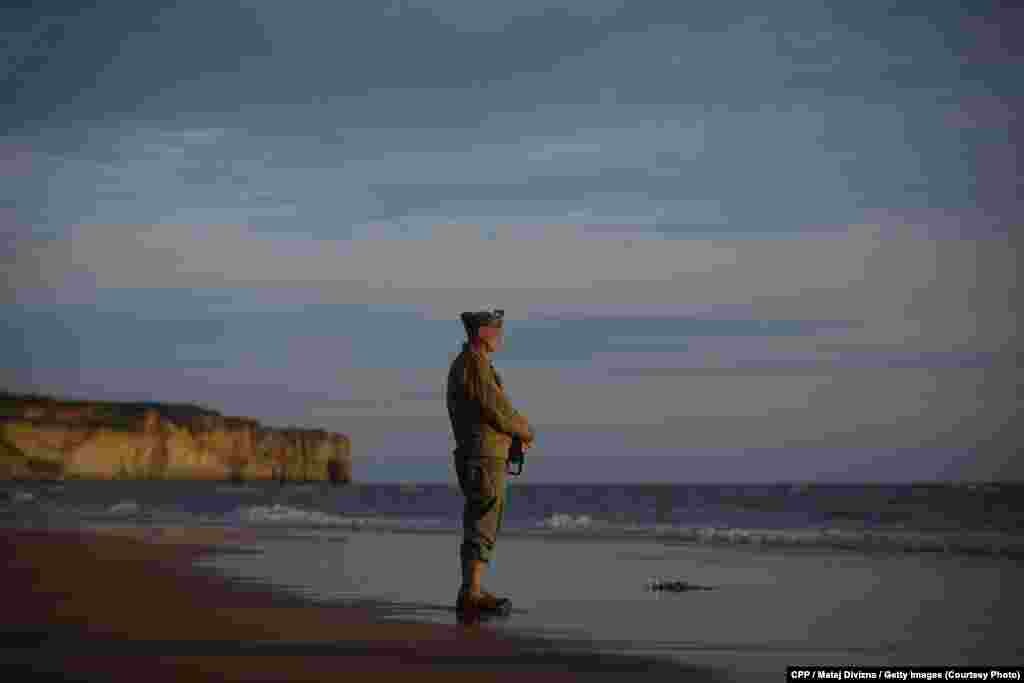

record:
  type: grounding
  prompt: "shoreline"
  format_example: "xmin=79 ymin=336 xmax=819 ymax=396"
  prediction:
xmin=0 ymin=524 xmax=726 ymax=681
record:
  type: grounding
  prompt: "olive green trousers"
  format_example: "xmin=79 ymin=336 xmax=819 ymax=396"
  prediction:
xmin=454 ymin=455 xmax=507 ymax=567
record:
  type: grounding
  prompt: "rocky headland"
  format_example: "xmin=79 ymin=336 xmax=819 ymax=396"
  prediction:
xmin=0 ymin=391 xmax=351 ymax=483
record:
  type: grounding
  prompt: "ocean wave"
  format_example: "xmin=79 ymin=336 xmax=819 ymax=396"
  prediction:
xmin=516 ymin=522 xmax=1024 ymax=560
xmin=223 ymin=507 xmax=1024 ymax=558
xmin=19 ymin=497 xmax=1023 ymax=560
xmin=540 ymin=513 xmax=594 ymax=529
xmin=42 ymin=499 xmax=148 ymax=520
xmin=227 ymin=504 xmax=445 ymax=531
xmin=231 ymin=504 xmax=351 ymax=526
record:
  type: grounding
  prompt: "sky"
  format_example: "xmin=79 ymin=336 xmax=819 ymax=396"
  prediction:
xmin=2 ymin=0 xmax=1020 ymax=483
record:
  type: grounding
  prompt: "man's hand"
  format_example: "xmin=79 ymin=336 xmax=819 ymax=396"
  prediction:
xmin=513 ymin=415 xmax=533 ymax=442
xmin=502 ymin=431 xmax=532 ymax=448
xmin=520 ymin=424 xmax=535 ymax=452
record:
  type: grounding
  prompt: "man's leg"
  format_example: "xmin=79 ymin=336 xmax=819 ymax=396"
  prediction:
xmin=463 ymin=559 xmax=485 ymax=595
xmin=455 ymin=457 xmax=507 ymax=602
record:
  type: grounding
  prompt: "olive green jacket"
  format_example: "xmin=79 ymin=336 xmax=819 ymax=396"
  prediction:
xmin=446 ymin=342 xmax=531 ymax=461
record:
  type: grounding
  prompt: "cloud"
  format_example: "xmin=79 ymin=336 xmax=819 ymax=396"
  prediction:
xmin=526 ymin=141 xmax=606 ymax=162
xmin=317 ymin=399 xmax=391 ymax=410
xmin=960 ymin=7 xmax=1024 ymax=65
xmin=3 ymin=3 xmax=273 ymax=133
xmin=6 ymin=2 xmax=1018 ymax=480
xmin=6 ymin=207 xmax=1016 ymax=458
xmin=7 ymin=217 xmax=1016 ymax=352
xmin=399 ymin=390 xmax=444 ymax=401
xmin=0 ymin=142 xmax=34 ymax=177
xmin=17 ymin=214 xmax=1015 ymax=462
xmin=943 ymin=96 xmax=1020 ymax=130
xmin=179 ymin=128 xmax=228 ymax=144
xmin=402 ymin=0 xmax=628 ymax=33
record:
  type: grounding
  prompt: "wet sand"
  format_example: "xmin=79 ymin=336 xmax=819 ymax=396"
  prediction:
xmin=186 ymin=525 xmax=1024 ymax=679
xmin=0 ymin=525 xmax=725 ymax=682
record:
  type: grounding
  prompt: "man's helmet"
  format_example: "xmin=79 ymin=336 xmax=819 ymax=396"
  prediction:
xmin=460 ymin=309 xmax=504 ymax=336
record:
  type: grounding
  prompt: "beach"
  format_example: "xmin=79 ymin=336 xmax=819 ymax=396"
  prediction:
xmin=4 ymin=524 xmax=1022 ymax=683
xmin=190 ymin=526 xmax=1024 ymax=677
xmin=3 ymin=479 xmax=1023 ymax=681
xmin=0 ymin=524 xmax=726 ymax=682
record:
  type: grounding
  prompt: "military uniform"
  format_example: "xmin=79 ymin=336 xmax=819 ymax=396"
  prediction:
xmin=447 ymin=330 xmax=531 ymax=568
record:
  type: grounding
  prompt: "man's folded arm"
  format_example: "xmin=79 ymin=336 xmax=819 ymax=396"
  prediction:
xmin=479 ymin=380 xmax=532 ymax=440
xmin=514 ymin=408 xmax=536 ymax=442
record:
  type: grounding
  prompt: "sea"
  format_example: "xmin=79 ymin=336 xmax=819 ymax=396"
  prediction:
xmin=3 ymin=480 xmax=1022 ymax=559
xmin=4 ymin=480 xmax=1023 ymax=678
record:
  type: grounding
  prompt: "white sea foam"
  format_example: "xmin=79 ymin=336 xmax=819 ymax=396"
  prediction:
xmin=626 ymin=524 xmax=1024 ymax=559
xmin=228 ymin=504 xmax=445 ymax=532
xmin=232 ymin=504 xmax=351 ymax=526
xmin=513 ymin=520 xmax=1024 ymax=559
xmin=17 ymin=496 xmax=1022 ymax=560
xmin=540 ymin=512 xmax=594 ymax=529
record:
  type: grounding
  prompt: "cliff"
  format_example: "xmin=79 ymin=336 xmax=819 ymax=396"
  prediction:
xmin=0 ymin=391 xmax=352 ymax=483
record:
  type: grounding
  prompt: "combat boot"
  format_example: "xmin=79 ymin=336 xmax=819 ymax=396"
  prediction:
xmin=456 ymin=586 xmax=511 ymax=614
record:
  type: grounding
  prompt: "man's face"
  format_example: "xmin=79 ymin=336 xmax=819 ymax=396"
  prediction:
xmin=478 ymin=324 xmax=504 ymax=353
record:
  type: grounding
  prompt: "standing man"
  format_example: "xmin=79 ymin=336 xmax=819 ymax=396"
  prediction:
xmin=446 ymin=309 xmax=535 ymax=615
